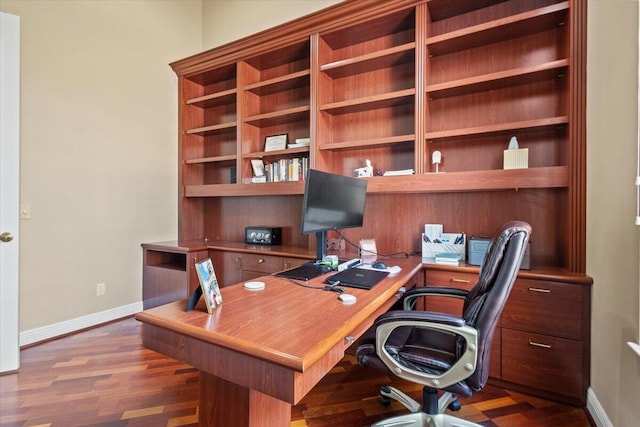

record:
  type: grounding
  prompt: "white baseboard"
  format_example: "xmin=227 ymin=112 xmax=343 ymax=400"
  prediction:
xmin=587 ymin=387 xmax=613 ymax=427
xmin=19 ymin=301 xmax=143 ymax=347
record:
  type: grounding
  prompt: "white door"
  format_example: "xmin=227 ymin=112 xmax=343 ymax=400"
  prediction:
xmin=0 ymin=12 xmax=21 ymax=373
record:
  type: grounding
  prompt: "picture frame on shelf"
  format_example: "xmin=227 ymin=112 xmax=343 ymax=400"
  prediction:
xmin=194 ymin=258 xmax=222 ymax=314
xmin=264 ymin=134 xmax=288 ymax=152
xmin=251 ymin=159 xmax=265 ymax=177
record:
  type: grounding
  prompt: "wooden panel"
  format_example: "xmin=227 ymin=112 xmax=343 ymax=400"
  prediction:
xmin=424 ymin=269 xmax=477 ymax=315
xmin=502 ymin=278 xmax=582 ymax=340
xmin=242 ymin=253 xmax=284 ymax=273
xmin=209 ymin=250 xmax=243 ymax=286
xmin=200 ymin=372 xmax=291 ymax=426
xmin=501 ymin=328 xmax=583 ymax=399
xmin=142 ymin=265 xmax=186 ymax=309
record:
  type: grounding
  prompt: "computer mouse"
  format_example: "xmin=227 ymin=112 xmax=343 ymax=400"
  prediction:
xmin=372 ymin=261 xmax=387 ymax=270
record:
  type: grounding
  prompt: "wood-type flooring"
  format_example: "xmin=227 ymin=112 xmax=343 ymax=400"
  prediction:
xmin=0 ymin=317 xmax=592 ymax=427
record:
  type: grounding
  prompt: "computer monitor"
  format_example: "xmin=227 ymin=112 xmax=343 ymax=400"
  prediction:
xmin=301 ymin=169 xmax=368 ymax=260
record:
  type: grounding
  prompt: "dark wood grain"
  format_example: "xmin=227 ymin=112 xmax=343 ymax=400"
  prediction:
xmin=0 ymin=317 xmax=592 ymax=427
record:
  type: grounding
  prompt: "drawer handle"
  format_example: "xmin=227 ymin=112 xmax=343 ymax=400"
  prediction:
xmin=529 ymin=340 xmax=552 ymax=349
xmin=528 ymin=287 xmax=551 ymax=293
xmin=451 ymin=278 xmax=470 ymax=284
xmin=258 ymin=258 xmax=265 ymax=264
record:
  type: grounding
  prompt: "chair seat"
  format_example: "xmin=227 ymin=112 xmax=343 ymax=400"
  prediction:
xmin=358 ymin=342 xmax=474 ymax=398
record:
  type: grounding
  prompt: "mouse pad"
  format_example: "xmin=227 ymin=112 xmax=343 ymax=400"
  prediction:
xmin=325 ymin=267 xmax=389 ymax=290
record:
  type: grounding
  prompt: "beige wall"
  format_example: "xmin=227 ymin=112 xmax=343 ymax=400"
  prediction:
xmin=201 ymin=0 xmax=342 ymax=49
xmin=0 ymin=0 xmax=202 ymax=330
xmin=587 ymin=1 xmax=640 ymax=425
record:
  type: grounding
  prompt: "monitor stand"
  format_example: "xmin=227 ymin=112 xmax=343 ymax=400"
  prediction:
xmin=315 ymin=230 xmax=327 ymax=261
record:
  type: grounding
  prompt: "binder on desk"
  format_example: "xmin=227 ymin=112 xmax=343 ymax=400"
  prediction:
xmin=325 ymin=268 xmax=389 ymax=290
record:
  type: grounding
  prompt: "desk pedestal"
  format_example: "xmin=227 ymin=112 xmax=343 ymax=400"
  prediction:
xmin=200 ymin=372 xmax=290 ymax=426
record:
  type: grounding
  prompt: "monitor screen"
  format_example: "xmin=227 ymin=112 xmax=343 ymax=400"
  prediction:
xmin=301 ymin=169 xmax=367 ymax=260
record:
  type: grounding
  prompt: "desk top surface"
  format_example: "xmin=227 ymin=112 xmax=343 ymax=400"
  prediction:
xmin=136 ymin=257 xmax=421 ymax=372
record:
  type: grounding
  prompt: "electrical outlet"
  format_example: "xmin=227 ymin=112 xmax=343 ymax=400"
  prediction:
xmin=96 ymin=282 xmax=106 ymax=296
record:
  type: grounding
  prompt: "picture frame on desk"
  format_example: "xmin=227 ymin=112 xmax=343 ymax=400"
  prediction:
xmin=264 ymin=134 xmax=287 ymax=152
xmin=195 ymin=258 xmax=222 ymax=314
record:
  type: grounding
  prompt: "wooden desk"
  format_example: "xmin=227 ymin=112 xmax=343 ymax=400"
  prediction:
xmin=135 ymin=258 xmax=422 ymax=426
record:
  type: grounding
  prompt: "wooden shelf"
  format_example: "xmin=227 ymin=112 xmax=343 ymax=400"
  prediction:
xmin=320 ymin=42 xmax=415 ymax=79
xmin=319 ymin=88 xmax=415 ymax=115
xmin=244 ymin=70 xmax=310 ymax=96
xmin=243 ymin=105 xmax=309 ymax=127
xmin=318 ymin=135 xmax=415 ymax=151
xmin=425 ymin=116 xmax=568 ymax=141
xmin=426 ymin=59 xmax=569 ymax=99
xmin=242 ymin=147 xmax=309 ymax=159
xmin=184 ymin=181 xmax=305 ymax=198
xmin=184 ymin=166 xmax=567 ymax=198
xmin=426 ymin=2 xmax=569 ymax=56
xmin=185 ymin=154 xmax=237 ymax=165
xmin=186 ymin=88 xmax=236 ymax=108
xmin=186 ymin=122 xmax=236 ymax=136
xmin=365 ymin=166 xmax=569 ymax=193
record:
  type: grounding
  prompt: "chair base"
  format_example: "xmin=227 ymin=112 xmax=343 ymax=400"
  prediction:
xmin=373 ymin=386 xmax=481 ymax=427
xmin=371 ymin=412 xmax=482 ymax=427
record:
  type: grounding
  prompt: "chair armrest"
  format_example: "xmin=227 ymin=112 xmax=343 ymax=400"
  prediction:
xmin=374 ymin=310 xmax=478 ymax=389
xmin=376 ymin=309 xmax=466 ymax=328
xmin=402 ymin=286 xmax=469 ymax=310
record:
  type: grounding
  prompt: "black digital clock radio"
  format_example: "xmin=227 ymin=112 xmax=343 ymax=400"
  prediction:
xmin=245 ymin=226 xmax=282 ymax=245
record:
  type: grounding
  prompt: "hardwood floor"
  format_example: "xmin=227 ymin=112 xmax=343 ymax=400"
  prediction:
xmin=0 ymin=317 xmax=591 ymax=427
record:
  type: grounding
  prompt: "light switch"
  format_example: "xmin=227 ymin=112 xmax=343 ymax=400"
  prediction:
xmin=20 ymin=204 xmax=31 ymax=219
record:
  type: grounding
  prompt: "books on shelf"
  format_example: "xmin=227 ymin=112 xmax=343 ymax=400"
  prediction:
xmin=383 ymin=169 xmax=415 ymax=176
xmin=262 ymin=157 xmax=309 ymax=183
xmin=287 ymin=137 xmax=310 ymax=149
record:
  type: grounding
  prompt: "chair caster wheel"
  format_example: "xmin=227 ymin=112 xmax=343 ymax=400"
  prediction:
xmin=448 ymin=400 xmax=461 ymax=411
xmin=379 ymin=385 xmax=392 ymax=407
xmin=380 ymin=395 xmax=391 ymax=407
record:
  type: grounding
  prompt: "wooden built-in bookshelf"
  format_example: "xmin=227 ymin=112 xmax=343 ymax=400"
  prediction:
xmin=145 ymin=0 xmax=591 ymax=406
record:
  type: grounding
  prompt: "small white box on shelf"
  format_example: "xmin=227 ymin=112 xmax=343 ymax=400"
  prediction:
xmin=503 ymin=148 xmax=529 ymax=169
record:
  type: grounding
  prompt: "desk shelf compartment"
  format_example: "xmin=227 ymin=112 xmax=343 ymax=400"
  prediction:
xmin=425 ymin=2 xmax=569 ymax=57
xmin=142 ymin=244 xmax=209 ymax=310
xmin=240 ymin=40 xmax=311 ymax=185
xmin=423 ymin=0 xmax=570 ymax=179
xmin=182 ymin=64 xmax=239 ymax=186
xmin=316 ymin=6 xmax=417 ymax=174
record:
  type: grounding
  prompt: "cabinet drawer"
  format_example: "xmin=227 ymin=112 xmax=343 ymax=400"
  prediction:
xmin=425 ymin=270 xmax=477 ymax=288
xmin=424 ymin=270 xmax=477 ymax=316
xmin=502 ymin=279 xmax=583 ymax=340
xmin=502 ymin=329 xmax=584 ymax=399
xmin=283 ymin=257 xmax=309 ymax=270
xmin=242 ymin=253 xmax=284 ymax=273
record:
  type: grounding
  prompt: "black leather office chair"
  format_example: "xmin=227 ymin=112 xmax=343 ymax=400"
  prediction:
xmin=357 ymin=221 xmax=531 ymax=427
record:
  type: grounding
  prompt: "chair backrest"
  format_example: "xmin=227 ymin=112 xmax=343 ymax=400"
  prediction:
xmin=461 ymin=221 xmax=531 ymax=390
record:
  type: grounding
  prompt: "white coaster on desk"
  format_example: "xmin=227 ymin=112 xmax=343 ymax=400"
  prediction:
xmin=244 ymin=281 xmax=265 ymax=291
